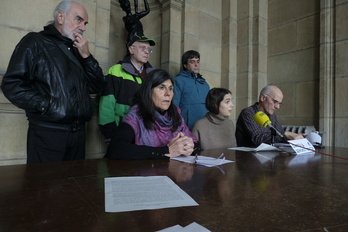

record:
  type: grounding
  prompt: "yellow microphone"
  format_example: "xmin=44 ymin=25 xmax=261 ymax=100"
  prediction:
xmin=253 ymin=111 xmax=271 ymax=128
xmin=253 ymin=111 xmax=284 ymax=138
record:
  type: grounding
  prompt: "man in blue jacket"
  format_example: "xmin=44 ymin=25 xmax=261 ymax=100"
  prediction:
xmin=173 ymin=50 xmax=210 ymax=130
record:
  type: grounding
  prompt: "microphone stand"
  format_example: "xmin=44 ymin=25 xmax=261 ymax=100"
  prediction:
xmin=270 ymin=127 xmax=277 ymax=146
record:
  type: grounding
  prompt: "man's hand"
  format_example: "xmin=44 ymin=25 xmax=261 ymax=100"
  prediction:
xmin=285 ymin=131 xmax=305 ymax=140
xmin=73 ymin=32 xmax=90 ymax=58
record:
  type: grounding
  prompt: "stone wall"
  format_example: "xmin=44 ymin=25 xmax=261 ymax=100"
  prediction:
xmin=268 ymin=0 xmax=320 ymax=127
xmin=332 ymin=0 xmax=348 ymax=147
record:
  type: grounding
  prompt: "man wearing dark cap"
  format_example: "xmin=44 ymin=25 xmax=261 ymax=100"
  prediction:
xmin=98 ymin=34 xmax=155 ymax=142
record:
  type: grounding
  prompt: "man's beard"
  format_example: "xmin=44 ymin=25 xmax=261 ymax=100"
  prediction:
xmin=62 ymin=23 xmax=83 ymax=41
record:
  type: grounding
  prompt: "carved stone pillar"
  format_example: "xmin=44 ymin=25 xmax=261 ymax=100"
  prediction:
xmin=319 ymin=0 xmax=335 ymax=147
xmin=158 ymin=0 xmax=184 ymax=74
xmin=234 ymin=0 xmax=268 ymax=115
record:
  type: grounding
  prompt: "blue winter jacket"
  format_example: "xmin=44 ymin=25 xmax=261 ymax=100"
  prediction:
xmin=173 ymin=70 xmax=210 ymax=130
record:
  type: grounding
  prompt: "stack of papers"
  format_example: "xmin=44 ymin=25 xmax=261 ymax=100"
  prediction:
xmin=229 ymin=143 xmax=282 ymax=152
xmin=230 ymin=141 xmax=319 ymax=155
xmin=171 ymin=155 xmax=234 ymax=167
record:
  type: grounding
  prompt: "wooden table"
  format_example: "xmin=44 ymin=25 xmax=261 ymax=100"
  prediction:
xmin=1 ymin=147 xmax=348 ymax=232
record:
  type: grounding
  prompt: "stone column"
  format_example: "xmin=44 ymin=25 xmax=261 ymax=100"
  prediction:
xmin=85 ymin=0 xmax=112 ymax=159
xmin=158 ymin=0 xmax=184 ymax=75
xmin=319 ymin=0 xmax=335 ymax=147
xmin=235 ymin=0 xmax=268 ymax=115
xmin=221 ymin=0 xmax=238 ymax=120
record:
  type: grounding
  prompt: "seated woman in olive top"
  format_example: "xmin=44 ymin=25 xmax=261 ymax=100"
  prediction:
xmin=106 ymin=69 xmax=199 ymax=159
xmin=192 ymin=88 xmax=237 ymax=150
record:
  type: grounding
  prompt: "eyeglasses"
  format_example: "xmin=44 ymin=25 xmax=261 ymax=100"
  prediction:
xmin=264 ymin=94 xmax=282 ymax=106
xmin=132 ymin=45 xmax=153 ymax=54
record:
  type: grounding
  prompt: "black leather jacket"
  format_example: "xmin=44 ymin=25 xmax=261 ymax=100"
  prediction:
xmin=1 ymin=24 xmax=105 ymax=131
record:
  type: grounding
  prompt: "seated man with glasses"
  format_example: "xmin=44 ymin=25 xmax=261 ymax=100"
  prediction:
xmin=99 ymin=34 xmax=155 ymax=142
xmin=235 ymin=85 xmax=304 ymax=147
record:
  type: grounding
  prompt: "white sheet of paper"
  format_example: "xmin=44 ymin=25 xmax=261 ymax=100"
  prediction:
xmin=105 ymin=176 xmax=198 ymax=213
xmin=170 ymin=155 xmax=196 ymax=164
xmin=195 ymin=156 xmax=234 ymax=167
xmin=156 ymin=222 xmax=211 ymax=232
xmin=171 ymin=155 xmax=234 ymax=167
xmin=288 ymin=138 xmax=315 ymax=155
xmin=156 ymin=225 xmax=183 ymax=232
xmin=180 ymin=222 xmax=211 ymax=232
xmin=229 ymin=143 xmax=282 ymax=152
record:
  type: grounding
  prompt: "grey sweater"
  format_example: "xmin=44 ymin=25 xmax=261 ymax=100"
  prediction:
xmin=192 ymin=112 xmax=237 ymax=150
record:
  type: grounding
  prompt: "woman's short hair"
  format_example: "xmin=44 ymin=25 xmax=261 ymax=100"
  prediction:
xmin=181 ymin=50 xmax=200 ymax=71
xmin=205 ymin=88 xmax=232 ymax=115
xmin=134 ymin=69 xmax=182 ymax=131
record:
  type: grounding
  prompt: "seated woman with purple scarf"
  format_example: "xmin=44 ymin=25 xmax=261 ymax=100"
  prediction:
xmin=106 ymin=69 xmax=199 ymax=159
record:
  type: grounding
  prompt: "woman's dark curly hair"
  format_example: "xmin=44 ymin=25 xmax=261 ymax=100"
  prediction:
xmin=133 ymin=69 xmax=182 ymax=131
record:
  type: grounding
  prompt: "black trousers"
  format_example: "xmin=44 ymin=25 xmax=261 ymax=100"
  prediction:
xmin=27 ymin=127 xmax=86 ymax=164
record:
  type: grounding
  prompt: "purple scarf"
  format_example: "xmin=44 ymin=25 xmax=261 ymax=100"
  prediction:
xmin=124 ymin=105 xmax=197 ymax=146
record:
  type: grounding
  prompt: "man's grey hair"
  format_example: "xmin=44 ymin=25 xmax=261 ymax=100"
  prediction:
xmin=259 ymin=84 xmax=279 ymax=102
xmin=260 ymin=85 xmax=274 ymax=96
xmin=47 ymin=1 xmax=73 ymax=25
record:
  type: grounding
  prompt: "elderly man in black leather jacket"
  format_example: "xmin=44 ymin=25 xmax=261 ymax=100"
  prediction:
xmin=1 ymin=1 xmax=105 ymax=164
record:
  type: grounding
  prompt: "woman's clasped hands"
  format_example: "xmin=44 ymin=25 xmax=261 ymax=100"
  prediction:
xmin=166 ymin=132 xmax=194 ymax=158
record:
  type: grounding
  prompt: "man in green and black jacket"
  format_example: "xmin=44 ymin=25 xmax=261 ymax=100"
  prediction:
xmin=99 ymin=34 xmax=155 ymax=142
